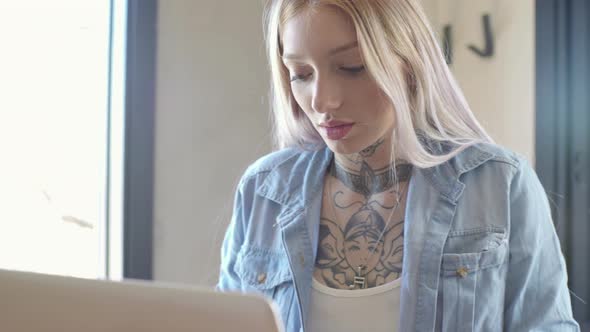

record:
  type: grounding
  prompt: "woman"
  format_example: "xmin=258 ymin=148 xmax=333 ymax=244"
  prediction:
xmin=217 ymin=0 xmax=579 ymax=331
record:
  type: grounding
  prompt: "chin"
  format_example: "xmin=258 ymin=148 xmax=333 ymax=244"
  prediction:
xmin=324 ymin=137 xmax=374 ymax=155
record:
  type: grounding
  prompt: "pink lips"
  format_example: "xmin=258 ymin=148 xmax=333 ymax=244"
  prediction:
xmin=319 ymin=121 xmax=354 ymax=140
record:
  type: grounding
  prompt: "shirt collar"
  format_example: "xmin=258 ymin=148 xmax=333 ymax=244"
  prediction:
xmin=256 ymin=139 xmax=495 ymax=208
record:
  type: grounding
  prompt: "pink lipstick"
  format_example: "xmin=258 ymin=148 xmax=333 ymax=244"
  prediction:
xmin=319 ymin=121 xmax=354 ymax=140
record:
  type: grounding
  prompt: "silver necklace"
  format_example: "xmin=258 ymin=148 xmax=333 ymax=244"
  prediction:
xmin=349 ymin=185 xmax=406 ymax=289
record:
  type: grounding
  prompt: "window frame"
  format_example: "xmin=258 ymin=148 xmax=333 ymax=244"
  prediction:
xmin=122 ymin=0 xmax=157 ymax=281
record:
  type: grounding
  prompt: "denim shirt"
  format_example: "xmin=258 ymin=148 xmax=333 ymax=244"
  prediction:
xmin=217 ymin=141 xmax=579 ymax=332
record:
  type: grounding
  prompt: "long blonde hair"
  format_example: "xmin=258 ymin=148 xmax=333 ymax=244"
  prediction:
xmin=263 ymin=0 xmax=493 ymax=168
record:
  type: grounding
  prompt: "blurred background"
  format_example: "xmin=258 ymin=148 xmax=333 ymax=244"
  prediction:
xmin=0 ymin=0 xmax=587 ymax=328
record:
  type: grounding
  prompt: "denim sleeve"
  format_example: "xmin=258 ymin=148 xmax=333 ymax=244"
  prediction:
xmin=503 ymin=159 xmax=580 ymax=331
xmin=216 ymin=178 xmax=248 ymax=292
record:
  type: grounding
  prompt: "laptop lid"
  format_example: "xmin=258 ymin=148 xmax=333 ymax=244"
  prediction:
xmin=0 ymin=269 xmax=284 ymax=332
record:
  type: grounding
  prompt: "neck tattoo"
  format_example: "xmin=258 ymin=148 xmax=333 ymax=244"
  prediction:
xmin=329 ymin=160 xmax=413 ymax=199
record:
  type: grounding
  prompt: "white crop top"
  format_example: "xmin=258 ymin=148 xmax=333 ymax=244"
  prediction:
xmin=306 ymin=277 xmax=402 ymax=332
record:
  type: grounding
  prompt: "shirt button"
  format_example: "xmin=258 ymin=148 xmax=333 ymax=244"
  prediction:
xmin=257 ymin=272 xmax=267 ymax=284
xmin=456 ymin=267 xmax=469 ymax=278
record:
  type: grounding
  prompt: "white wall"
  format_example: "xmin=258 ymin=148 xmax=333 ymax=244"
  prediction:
xmin=153 ymin=0 xmax=271 ymax=285
xmin=422 ymin=0 xmax=536 ymax=162
xmin=153 ymin=0 xmax=536 ymax=286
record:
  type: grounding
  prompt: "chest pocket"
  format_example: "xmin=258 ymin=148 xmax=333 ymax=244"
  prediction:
xmin=439 ymin=227 xmax=508 ymax=332
xmin=235 ymin=247 xmax=296 ymax=326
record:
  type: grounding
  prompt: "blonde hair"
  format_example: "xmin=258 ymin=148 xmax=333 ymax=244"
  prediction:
xmin=263 ymin=0 xmax=493 ymax=168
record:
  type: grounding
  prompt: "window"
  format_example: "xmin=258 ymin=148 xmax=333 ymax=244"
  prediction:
xmin=0 ymin=0 xmax=126 ymax=280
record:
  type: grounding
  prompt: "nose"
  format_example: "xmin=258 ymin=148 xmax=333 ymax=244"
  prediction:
xmin=311 ymin=74 xmax=343 ymax=113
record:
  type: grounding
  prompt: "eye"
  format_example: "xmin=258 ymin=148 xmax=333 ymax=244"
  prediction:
xmin=340 ymin=65 xmax=365 ymax=74
xmin=347 ymin=245 xmax=360 ymax=252
xmin=290 ymin=72 xmax=311 ymax=82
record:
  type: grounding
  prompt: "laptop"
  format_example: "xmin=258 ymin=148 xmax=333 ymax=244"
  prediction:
xmin=0 ymin=268 xmax=284 ymax=332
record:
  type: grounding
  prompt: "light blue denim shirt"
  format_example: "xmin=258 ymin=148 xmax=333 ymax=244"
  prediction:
xmin=217 ymin=141 xmax=579 ymax=332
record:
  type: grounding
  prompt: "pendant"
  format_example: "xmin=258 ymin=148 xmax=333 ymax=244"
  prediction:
xmin=349 ymin=266 xmax=366 ymax=289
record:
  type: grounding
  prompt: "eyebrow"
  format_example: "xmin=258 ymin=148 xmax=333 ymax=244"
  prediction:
xmin=282 ymin=41 xmax=359 ymax=60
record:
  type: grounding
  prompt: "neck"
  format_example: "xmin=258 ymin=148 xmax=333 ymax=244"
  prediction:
xmin=334 ymin=137 xmax=394 ymax=173
xmin=330 ymin=137 xmax=412 ymax=198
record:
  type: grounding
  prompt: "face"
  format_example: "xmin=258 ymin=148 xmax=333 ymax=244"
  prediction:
xmin=281 ymin=6 xmax=395 ymax=155
xmin=344 ymin=235 xmax=383 ymax=273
